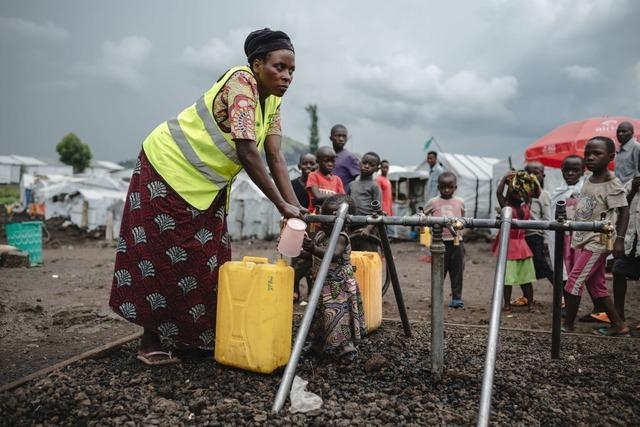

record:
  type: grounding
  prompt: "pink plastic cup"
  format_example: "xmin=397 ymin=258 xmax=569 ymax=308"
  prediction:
xmin=277 ymin=218 xmax=307 ymax=257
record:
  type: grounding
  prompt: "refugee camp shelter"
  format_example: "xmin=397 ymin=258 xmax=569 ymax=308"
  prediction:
xmin=227 ymin=172 xmax=281 ymax=240
xmin=385 ymin=165 xmax=428 ymax=239
xmin=86 ymin=160 xmax=125 ymax=176
xmin=0 ymin=156 xmax=22 ymax=184
xmin=22 ymin=173 xmax=127 ymax=236
xmin=416 ymin=152 xmax=500 ymax=220
xmin=0 ymin=155 xmax=73 ymax=184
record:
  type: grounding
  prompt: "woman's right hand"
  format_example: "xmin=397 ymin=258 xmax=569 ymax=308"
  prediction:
xmin=279 ymin=202 xmax=304 ymax=219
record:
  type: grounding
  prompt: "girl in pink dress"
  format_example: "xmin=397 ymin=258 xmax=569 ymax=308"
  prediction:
xmin=495 ymin=170 xmax=541 ymax=312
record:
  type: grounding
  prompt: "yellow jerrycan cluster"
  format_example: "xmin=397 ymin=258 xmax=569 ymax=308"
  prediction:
xmin=215 ymin=256 xmax=294 ymax=374
xmin=419 ymin=226 xmax=431 ymax=247
xmin=350 ymin=251 xmax=382 ymax=332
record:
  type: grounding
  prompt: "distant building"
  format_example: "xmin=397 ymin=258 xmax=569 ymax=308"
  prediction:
xmin=84 ymin=160 xmax=125 ymax=176
xmin=0 ymin=155 xmax=73 ymax=184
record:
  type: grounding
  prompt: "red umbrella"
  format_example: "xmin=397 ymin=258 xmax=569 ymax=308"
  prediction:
xmin=525 ymin=116 xmax=640 ymax=169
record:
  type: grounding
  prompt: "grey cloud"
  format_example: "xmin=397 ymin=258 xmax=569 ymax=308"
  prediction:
xmin=0 ymin=15 xmax=68 ymax=43
xmin=74 ymin=36 xmax=152 ymax=89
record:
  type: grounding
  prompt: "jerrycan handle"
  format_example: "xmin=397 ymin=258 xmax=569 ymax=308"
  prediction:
xmin=242 ymin=256 xmax=269 ymax=264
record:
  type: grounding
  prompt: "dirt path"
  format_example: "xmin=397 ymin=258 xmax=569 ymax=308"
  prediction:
xmin=1 ymin=239 xmax=639 ymax=385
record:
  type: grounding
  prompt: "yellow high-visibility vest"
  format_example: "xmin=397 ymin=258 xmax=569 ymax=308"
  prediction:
xmin=143 ymin=65 xmax=281 ymax=210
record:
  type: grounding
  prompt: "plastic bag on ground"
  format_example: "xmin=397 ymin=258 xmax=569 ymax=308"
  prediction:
xmin=289 ymin=375 xmax=323 ymax=413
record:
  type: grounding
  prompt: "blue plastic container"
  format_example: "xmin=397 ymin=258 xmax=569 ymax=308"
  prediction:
xmin=4 ymin=221 xmax=44 ymax=266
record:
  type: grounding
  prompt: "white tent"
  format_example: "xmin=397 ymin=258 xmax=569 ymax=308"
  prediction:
xmin=417 ymin=152 xmax=501 ymax=219
xmin=227 ymin=172 xmax=282 ymax=240
xmin=0 ymin=156 xmax=21 ymax=184
xmin=23 ymin=173 xmax=127 ymax=235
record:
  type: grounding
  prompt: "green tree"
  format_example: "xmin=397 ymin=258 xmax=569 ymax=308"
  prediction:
xmin=56 ymin=133 xmax=92 ymax=174
xmin=305 ymin=104 xmax=319 ymax=153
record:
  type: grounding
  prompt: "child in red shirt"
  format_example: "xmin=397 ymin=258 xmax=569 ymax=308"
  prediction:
xmin=306 ymin=146 xmax=345 ymax=213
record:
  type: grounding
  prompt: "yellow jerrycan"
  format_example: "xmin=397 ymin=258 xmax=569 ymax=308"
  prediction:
xmin=215 ymin=256 xmax=294 ymax=374
xmin=419 ymin=226 xmax=431 ymax=247
xmin=350 ymin=251 xmax=382 ymax=332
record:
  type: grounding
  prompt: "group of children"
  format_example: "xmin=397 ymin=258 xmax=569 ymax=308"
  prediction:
xmin=290 ymin=124 xmax=393 ymax=362
xmin=297 ymin=127 xmax=638 ymax=363
xmin=495 ymin=136 xmax=637 ymax=336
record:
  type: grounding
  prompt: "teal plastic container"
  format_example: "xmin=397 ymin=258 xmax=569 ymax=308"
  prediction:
xmin=4 ymin=221 xmax=44 ymax=266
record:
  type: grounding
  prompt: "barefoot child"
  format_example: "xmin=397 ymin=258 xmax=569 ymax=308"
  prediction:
xmin=495 ymin=170 xmax=541 ymax=312
xmin=424 ymin=171 xmax=466 ymax=308
xmin=562 ymin=137 xmax=629 ymax=335
xmin=302 ymin=195 xmax=366 ymax=362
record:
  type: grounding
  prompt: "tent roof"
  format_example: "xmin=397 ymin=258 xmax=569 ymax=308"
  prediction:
xmin=90 ymin=160 xmax=125 ymax=171
xmin=416 ymin=152 xmax=499 ymax=179
xmin=0 ymin=155 xmax=46 ymax=166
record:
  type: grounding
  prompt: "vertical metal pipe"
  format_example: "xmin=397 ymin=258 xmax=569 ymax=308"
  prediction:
xmin=477 ymin=206 xmax=512 ymax=427
xmin=430 ymin=224 xmax=445 ymax=381
xmin=378 ymin=222 xmax=412 ymax=337
xmin=551 ymin=200 xmax=566 ymax=359
xmin=271 ymin=203 xmax=349 ymax=414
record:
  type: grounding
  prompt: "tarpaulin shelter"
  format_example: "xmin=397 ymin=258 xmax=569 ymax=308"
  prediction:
xmin=227 ymin=172 xmax=281 ymax=240
xmin=525 ymin=116 xmax=640 ymax=168
xmin=416 ymin=153 xmax=500 ymax=219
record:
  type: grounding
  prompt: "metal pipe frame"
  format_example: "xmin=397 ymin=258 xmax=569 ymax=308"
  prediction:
xmin=551 ymin=201 xmax=567 ymax=359
xmin=477 ymin=207 xmax=513 ymax=427
xmin=377 ymin=222 xmax=412 ymax=337
xmin=272 ymin=202 xmax=350 ymax=415
xmin=430 ymin=224 xmax=445 ymax=381
xmin=305 ymin=213 xmax=610 ymax=232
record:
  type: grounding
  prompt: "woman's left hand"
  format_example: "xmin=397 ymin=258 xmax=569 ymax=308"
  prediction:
xmin=279 ymin=202 xmax=305 ymax=219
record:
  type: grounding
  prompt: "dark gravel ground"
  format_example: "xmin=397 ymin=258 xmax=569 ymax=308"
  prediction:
xmin=1 ymin=321 xmax=639 ymax=426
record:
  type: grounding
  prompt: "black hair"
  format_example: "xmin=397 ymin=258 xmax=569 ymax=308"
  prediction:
xmin=438 ymin=171 xmax=457 ymax=184
xmin=299 ymin=153 xmax=316 ymax=163
xmin=427 ymin=151 xmax=438 ymax=158
xmin=321 ymin=194 xmax=356 ymax=215
xmin=562 ymin=154 xmax=585 ymax=169
xmin=330 ymin=124 xmax=347 ymax=134
xmin=587 ymin=136 xmax=616 ymax=154
xmin=362 ymin=151 xmax=381 ymax=165
xmin=316 ymin=146 xmax=335 ymax=158
xmin=381 ymin=159 xmax=389 ymax=165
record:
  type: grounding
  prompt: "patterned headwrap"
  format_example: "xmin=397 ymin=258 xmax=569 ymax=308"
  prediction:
xmin=507 ymin=170 xmax=540 ymax=201
xmin=244 ymin=28 xmax=294 ymax=65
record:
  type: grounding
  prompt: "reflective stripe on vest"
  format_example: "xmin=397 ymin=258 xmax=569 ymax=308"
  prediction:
xmin=166 ymin=117 xmax=229 ymax=187
xmin=194 ymin=95 xmax=240 ymax=165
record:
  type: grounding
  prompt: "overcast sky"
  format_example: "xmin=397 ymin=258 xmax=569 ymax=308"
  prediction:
xmin=1 ymin=0 xmax=639 ymax=165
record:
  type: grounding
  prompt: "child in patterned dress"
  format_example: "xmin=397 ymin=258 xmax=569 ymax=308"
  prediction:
xmin=495 ymin=170 xmax=541 ymax=312
xmin=302 ymin=194 xmax=366 ymax=362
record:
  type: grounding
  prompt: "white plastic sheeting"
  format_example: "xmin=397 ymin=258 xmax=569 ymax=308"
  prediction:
xmin=22 ymin=173 xmax=127 ymax=235
xmin=417 ymin=153 xmax=500 ymax=219
xmin=227 ymin=173 xmax=282 ymax=240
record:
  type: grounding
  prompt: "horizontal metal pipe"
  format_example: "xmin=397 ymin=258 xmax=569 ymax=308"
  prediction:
xmin=304 ymin=214 xmax=609 ymax=232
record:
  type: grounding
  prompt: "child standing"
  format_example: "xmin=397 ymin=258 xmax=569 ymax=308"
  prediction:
xmin=496 ymin=170 xmax=541 ymax=312
xmin=302 ymin=195 xmax=366 ymax=362
xmin=290 ymin=153 xmax=317 ymax=303
xmin=376 ymin=160 xmax=394 ymax=216
xmin=523 ymin=162 xmax=554 ymax=291
xmin=424 ymin=171 xmax=466 ymax=308
xmin=306 ymin=146 xmax=345 ymax=213
xmin=563 ymin=137 xmax=629 ymax=336
xmin=349 ymin=152 xmax=382 ymax=252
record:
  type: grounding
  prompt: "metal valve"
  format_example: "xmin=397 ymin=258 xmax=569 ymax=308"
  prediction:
xmin=452 ymin=219 xmax=464 ymax=247
xmin=598 ymin=213 xmax=615 ymax=251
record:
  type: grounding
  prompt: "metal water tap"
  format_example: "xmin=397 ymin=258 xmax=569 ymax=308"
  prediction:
xmin=451 ymin=219 xmax=464 ymax=247
xmin=598 ymin=212 xmax=615 ymax=251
